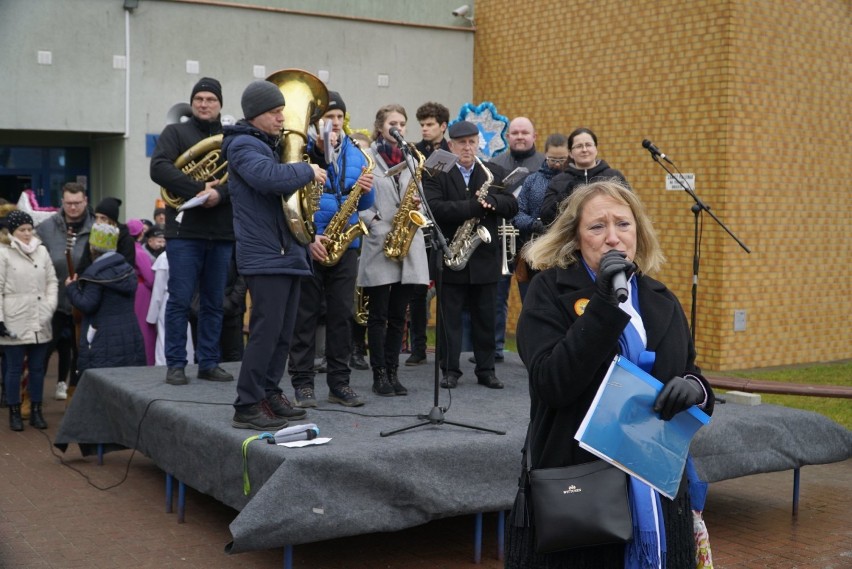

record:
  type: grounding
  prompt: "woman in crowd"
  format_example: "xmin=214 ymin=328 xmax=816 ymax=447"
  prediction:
xmin=538 ymin=127 xmax=629 ymax=226
xmin=506 ymin=180 xmax=715 ymax=568
xmin=356 ymin=104 xmax=429 ymax=396
xmin=512 ymin=132 xmax=570 ymax=300
xmin=0 ymin=210 xmax=58 ymax=431
xmin=127 ymin=219 xmax=157 ymax=365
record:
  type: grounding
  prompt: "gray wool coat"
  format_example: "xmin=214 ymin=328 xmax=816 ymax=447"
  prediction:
xmin=356 ymin=145 xmax=430 ymax=288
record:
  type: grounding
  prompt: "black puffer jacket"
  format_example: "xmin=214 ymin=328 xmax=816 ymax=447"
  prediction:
xmin=66 ymin=253 xmax=146 ymax=374
xmin=539 ymin=160 xmax=628 ymax=225
xmin=150 ymin=115 xmax=234 ymax=241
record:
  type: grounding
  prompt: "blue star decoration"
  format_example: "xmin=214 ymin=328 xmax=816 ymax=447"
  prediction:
xmin=451 ymin=102 xmax=508 ymax=159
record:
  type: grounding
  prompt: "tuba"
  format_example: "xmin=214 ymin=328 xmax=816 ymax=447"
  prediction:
xmin=318 ymin=138 xmax=375 ymax=266
xmin=443 ymin=157 xmax=493 ymax=271
xmin=383 ymin=143 xmax=430 ymax=260
xmin=266 ymin=68 xmax=329 ymax=245
xmin=160 ymin=134 xmax=228 ymax=209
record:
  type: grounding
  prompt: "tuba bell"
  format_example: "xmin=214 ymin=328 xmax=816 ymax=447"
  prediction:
xmin=266 ymin=68 xmax=329 ymax=245
xmin=159 ymin=102 xmax=228 ymax=209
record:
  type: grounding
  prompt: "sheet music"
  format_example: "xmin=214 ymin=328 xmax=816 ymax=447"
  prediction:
xmin=177 ymin=193 xmax=209 ymax=211
xmin=424 ymin=149 xmax=459 ymax=174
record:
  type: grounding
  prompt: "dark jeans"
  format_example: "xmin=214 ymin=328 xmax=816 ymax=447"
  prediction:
xmin=494 ymin=272 xmax=512 ymax=355
xmin=46 ymin=311 xmax=77 ymax=385
xmin=4 ymin=343 xmax=50 ymax=405
xmin=235 ymin=275 xmax=300 ymax=410
xmin=365 ymin=283 xmax=413 ymax=370
xmin=289 ymin=249 xmax=358 ymax=390
xmin=165 ymin=239 xmax=233 ymax=369
xmin=407 ymin=284 xmax=428 ymax=356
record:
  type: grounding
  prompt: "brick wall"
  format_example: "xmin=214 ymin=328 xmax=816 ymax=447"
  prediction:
xmin=474 ymin=0 xmax=851 ymax=371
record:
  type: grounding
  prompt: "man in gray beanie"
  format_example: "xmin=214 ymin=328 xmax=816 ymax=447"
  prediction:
xmin=150 ymin=74 xmax=235 ymax=387
xmin=220 ymin=80 xmax=327 ymax=430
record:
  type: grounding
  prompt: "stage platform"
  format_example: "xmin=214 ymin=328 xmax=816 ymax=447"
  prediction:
xmin=54 ymin=354 xmax=852 ymax=555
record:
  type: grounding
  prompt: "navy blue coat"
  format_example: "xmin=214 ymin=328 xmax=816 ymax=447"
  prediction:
xmin=222 ymin=121 xmax=316 ymax=277
xmin=66 ymin=252 xmax=145 ymax=373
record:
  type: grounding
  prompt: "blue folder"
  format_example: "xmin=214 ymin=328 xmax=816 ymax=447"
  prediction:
xmin=575 ymin=356 xmax=711 ymax=499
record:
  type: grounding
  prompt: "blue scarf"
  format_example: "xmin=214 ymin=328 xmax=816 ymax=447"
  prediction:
xmin=582 ymin=260 xmax=666 ymax=569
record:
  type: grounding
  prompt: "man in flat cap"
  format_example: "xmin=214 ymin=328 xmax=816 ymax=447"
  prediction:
xmin=423 ymin=120 xmax=517 ymax=390
xmin=150 ymin=76 xmax=236 ymax=387
xmin=222 ymin=80 xmax=327 ymax=430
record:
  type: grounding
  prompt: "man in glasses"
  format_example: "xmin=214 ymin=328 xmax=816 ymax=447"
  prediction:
xmin=36 ymin=182 xmax=95 ymax=402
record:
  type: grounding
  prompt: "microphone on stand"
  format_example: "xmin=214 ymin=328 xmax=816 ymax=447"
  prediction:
xmin=389 ymin=127 xmax=408 ymax=148
xmin=642 ymin=139 xmax=673 ymax=164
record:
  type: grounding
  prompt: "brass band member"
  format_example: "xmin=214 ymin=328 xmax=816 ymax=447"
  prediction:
xmin=288 ymin=91 xmax=375 ymax=408
xmin=423 ymin=121 xmax=518 ymax=389
xmin=357 ymin=104 xmax=430 ymax=396
xmin=150 ymin=77 xmax=235 ymax=386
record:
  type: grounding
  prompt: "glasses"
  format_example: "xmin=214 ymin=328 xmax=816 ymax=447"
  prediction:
xmin=545 ymin=157 xmax=568 ymax=164
xmin=571 ymin=142 xmax=596 ymax=151
xmin=192 ymin=96 xmax=219 ymax=104
xmin=63 ymin=200 xmax=86 ymax=207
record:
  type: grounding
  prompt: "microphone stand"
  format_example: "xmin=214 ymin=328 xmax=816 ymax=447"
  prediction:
xmin=648 ymin=153 xmax=750 ymax=343
xmin=381 ymin=143 xmax=505 ymax=437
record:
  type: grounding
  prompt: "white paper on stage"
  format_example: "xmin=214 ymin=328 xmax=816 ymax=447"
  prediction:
xmin=575 ymin=356 xmax=711 ymax=499
xmin=279 ymin=437 xmax=332 ymax=448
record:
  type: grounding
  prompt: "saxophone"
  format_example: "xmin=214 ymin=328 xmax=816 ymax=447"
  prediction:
xmin=443 ymin=157 xmax=493 ymax=271
xmin=383 ymin=144 xmax=430 ymax=261
xmin=318 ymin=138 xmax=375 ymax=267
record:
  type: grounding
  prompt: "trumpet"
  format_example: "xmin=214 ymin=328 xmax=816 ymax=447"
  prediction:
xmin=498 ymin=219 xmax=519 ymax=276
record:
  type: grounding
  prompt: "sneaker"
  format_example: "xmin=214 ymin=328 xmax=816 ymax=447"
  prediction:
xmin=440 ymin=375 xmax=459 ymax=389
xmin=55 ymin=381 xmax=68 ymax=401
xmin=266 ymin=392 xmax=307 ymax=420
xmin=232 ymin=400 xmax=288 ymax=430
xmin=294 ymin=386 xmax=318 ymax=408
xmin=198 ymin=366 xmax=233 ymax=382
xmin=405 ymin=352 xmax=426 ymax=366
xmin=166 ymin=367 xmax=188 ymax=386
xmin=328 ymin=384 xmax=364 ymax=407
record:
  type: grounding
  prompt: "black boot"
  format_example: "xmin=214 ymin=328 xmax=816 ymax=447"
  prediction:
xmin=371 ymin=367 xmax=394 ymax=396
xmin=29 ymin=402 xmax=47 ymax=429
xmin=9 ymin=404 xmax=23 ymax=432
xmin=387 ymin=367 xmax=407 ymax=396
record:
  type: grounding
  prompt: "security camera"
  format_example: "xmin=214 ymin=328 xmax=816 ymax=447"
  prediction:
xmin=452 ymin=4 xmax=470 ymax=17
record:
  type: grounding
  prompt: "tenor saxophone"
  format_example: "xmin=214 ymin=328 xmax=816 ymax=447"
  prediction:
xmin=318 ymin=139 xmax=375 ymax=267
xmin=383 ymin=144 xmax=430 ymax=261
xmin=443 ymin=157 xmax=493 ymax=271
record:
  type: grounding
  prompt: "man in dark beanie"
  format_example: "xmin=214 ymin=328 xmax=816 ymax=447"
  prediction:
xmin=150 ymin=75 xmax=235 ymax=386
xmin=221 ymin=79 xmax=327 ymax=429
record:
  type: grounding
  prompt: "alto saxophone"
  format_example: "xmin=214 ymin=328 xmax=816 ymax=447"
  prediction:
xmin=443 ymin=157 xmax=493 ymax=271
xmin=383 ymin=144 xmax=430 ymax=261
xmin=318 ymin=138 xmax=375 ymax=267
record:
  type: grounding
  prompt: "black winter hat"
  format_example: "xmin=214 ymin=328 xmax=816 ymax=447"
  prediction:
xmin=95 ymin=197 xmax=122 ymax=223
xmin=326 ymin=91 xmax=347 ymax=115
xmin=241 ymin=81 xmax=285 ymax=120
xmin=191 ymin=77 xmax=223 ymax=105
xmin=6 ymin=210 xmax=34 ymax=233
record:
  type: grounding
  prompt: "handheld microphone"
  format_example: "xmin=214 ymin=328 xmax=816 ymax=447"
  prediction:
xmin=267 ymin=423 xmax=320 ymax=444
xmin=642 ymin=139 xmax=673 ymax=164
xmin=389 ymin=127 xmax=407 ymax=147
xmin=612 ymin=271 xmax=628 ymax=304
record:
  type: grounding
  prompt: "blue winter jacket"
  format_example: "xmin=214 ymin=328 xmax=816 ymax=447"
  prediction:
xmin=222 ymin=121 xmax=316 ymax=276
xmin=309 ymin=135 xmax=375 ymax=249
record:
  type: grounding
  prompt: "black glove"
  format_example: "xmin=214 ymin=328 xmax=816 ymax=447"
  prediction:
xmin=0 ymin=322 xmax=8 ymax=337
xmin=531 ymin=220 xmax=546 ymax=235
xmin=481 ymin=195 xmax=497 ymax=209
xmin=595 ymin=250 xmax=636 ymax=305
xmin=654 ymin=376 xmax=705 ymax=420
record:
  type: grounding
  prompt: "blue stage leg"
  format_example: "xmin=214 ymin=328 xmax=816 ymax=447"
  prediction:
xmin=97 ymin=443 xmax=104 ymax=466
xmin=165 ymin=473 xmax=173 ymax=513
xmin=473 ymin=512 xmax=483 ymax=563
xmin=178 ymin=480 xmax=186 ymax=523
xmin=283 ymin=544 xmax=293 ymax=569
xmin=497 ymin=511 xmax=505 ymax=560
xmin=792 ymin=468 xmax=800 ymax=516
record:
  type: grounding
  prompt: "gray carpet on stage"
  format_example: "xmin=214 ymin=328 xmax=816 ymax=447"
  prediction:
xmin=54 ymin=354 xmax=852 ymax=554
